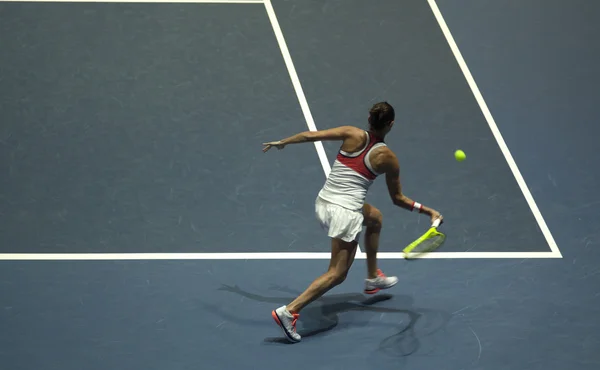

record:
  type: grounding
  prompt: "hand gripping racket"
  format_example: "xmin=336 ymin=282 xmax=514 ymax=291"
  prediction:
xmin=403 ymin=217 xmax=445 ymax=259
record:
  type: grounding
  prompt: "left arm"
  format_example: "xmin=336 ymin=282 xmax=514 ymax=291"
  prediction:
xmin=263 ymin=126 xmax=355 ymax=152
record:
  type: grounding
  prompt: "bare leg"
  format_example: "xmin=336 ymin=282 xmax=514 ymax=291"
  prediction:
xmin=286 ymin=238 xmax=358 ymax=313
xmin=362 ymin=203 xmax=383 ymax=279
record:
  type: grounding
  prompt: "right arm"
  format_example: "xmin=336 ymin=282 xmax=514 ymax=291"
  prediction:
xmin=380 ymin=150 xmax=442 ymax=223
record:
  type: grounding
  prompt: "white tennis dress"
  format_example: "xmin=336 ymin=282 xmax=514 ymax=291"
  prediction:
xmin=316 ymin=130 xmax=387 ymax=242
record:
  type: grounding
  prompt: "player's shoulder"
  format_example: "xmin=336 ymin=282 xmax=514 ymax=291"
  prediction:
xmin=371 ymin=145 xmax=399 ymax=172
xmin=330 ymin=125 xmax=369 ymax=142
xmin=336 ymin=125 xmax=365 ymax=136
xmin=372 ymin=143 xmax=396 ymax=158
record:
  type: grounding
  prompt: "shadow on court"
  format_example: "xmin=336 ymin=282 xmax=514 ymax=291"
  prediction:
xmin=205 ymin=284 xmax=451 ymax=356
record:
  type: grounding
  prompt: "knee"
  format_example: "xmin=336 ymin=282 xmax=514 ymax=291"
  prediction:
xmin=367 ymin=208 xmax=383 ymax=230
xmin=328 ymin=269 xmax=349 ymax=286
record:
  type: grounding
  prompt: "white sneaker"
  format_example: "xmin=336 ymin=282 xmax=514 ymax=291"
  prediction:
xmin=364 ymin=269 xmax=398 ymax=294
xmin=271 ymin=305 xmax=301 ymax=343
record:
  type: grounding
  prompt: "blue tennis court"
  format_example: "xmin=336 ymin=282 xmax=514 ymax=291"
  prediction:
xmin=1 ymin=0 xmax=598 ymax=369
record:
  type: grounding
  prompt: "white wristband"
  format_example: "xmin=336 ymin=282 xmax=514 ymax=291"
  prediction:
xmin=412 ymin=202 xmax=422 ymax=212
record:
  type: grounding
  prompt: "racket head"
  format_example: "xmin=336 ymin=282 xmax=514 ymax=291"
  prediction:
xmin=403 ymin=230 xmax=445 ymax=259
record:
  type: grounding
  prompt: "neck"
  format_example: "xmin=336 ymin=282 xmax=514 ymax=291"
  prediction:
xmin=369 ymin=129 xmax=386 ymax=139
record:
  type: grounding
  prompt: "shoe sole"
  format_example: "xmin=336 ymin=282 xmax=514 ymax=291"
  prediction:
xmin=271 ymin=310 xmax=301 ymax=343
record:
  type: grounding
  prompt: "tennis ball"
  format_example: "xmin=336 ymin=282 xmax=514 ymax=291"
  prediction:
xmin=454 ymin=149 xmax=466 ymax=162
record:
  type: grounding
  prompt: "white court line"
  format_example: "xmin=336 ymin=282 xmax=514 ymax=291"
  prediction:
xmin=263 ymin=0 xmax=365 ymax=258
xmin=0 ymin=0 xmax=263 ymax=3
xmin=377 ymin=251 xmax=560 ymax=259
xmin=0 ymin=251 xmax=561 ymax=260
xmin=427 ymin=0 xmax=562 ymax=258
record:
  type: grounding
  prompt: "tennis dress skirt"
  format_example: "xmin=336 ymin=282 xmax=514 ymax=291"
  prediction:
xmin=315 ymin=196 xmax=364 ymax=242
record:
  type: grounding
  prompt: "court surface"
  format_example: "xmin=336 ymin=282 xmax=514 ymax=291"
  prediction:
xmin=1 ymin=0 xmax=599 ymax=369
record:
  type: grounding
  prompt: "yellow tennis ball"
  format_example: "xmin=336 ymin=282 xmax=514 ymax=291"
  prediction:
xmin=454 ymin=149 xmax=466 ymax=162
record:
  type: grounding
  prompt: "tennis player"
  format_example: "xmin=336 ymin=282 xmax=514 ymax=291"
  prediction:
xmin=262 ymin=102 xmax=443 ymax=343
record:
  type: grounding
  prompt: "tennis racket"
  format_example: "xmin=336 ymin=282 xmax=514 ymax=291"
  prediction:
xmin=402 ymin=217 xmax=445 ymax=259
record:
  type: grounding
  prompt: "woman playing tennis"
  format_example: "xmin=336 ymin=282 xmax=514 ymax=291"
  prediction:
xmin=262 ymin=101 xmax=443 ymax=343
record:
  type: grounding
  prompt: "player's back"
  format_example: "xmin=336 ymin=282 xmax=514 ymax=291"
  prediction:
xmin=318 ymin=128 xmax=387 ymax=211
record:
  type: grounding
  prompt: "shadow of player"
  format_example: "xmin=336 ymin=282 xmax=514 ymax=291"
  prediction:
xmin=210 ymin=283 xmax=449 ymax=353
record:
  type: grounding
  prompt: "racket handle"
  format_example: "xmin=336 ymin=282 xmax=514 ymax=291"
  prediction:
xmin=432 ymin=218 xmax=442 ymax=228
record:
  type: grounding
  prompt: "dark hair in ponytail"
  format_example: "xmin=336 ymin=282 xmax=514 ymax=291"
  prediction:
xmin=368 ymin=102 xmax=395 ymax=130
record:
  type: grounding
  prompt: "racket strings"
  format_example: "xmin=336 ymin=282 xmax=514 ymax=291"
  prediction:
xmin=410 ymin=233 xmax=445 ymax=254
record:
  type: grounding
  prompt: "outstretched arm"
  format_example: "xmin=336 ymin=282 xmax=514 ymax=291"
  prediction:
xmin=262 ymin=126 xmax=356 ymax=152
xmin=381 ymin=150 xmax=442 ymax=224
